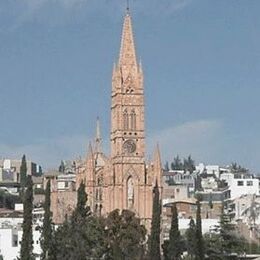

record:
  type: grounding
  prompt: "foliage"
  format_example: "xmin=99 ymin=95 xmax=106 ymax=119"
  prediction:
xmin=52 ymin=182 xmax=107 ymax=259
xmin=164 ymin=203 xmax=183 ymax=260
xmin=204 ymin=233 xmax=223 ymax=259
xmin=106 ymin=209 xmax=146 ymax=260
xmin=166 ymin=179 xmax=176 ymax=186
xmin=244 ymin=241 xmax=260 ymax=254
xmin=20 ymin=176 xmax=34 ymax=260
xmin=58 ymin=161 xmax=65 ymax=173
xmin=183 ymin=156 xmax=196 ymax=173
xmin=171 ymin=155 xmax=182 ymax=171
xmin=219 ymin=207 xmax=245 ymax=256
xmin=148 ymin=181 xmax=161 ymax=260
xmin=195 ymin=200 xmax=204 ymax=260
xmin=204 ymin=206 xmax=246 ymax=259
xmin=40 ymin=180 xmax=53 ymax=260
xmin=185 ymin=218 xmax=197 ymax=259
xmin=34 ymin=188 xmax=45 ymax=195
xmin=165 ymin=161 xmax=170 ymax=171
xmin=20 ymin=155 xmax=27 ymax=189
xmin=170 ymin=155 xmax=195 ymax=172
xmin=71 ymin=182 xmax=90 ymax=223
xmin=230 ymin=162 xmax=248 ymax=174
xmin=54 ymin=215 xmax=107 ymax=260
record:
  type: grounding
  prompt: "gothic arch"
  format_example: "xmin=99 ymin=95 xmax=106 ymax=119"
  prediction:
xmin=127 ymin=176 xmax=134 ymax=209
xmin=123 ymin=166 xmax=140 ymax=182
xmin=130 ymin=109 xmax=136 ymax=130
xmin=123 ymin=109 xmax=129 ymax=130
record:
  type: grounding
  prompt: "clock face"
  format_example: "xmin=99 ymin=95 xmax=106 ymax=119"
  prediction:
xmin=123 ymin=139 xmax=136 ymax=154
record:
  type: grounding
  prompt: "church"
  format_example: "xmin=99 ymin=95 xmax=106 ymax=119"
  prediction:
xmin=76 ymin=9 xmax=163 ymax=226
xmin=51 ymin=9 xmax=163 ymax=228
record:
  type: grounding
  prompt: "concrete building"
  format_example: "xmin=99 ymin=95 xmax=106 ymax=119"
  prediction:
xmin=0 ymin=206 xmax=43 ymax=260
xmin=220 ymin=173 xmax=259 ymax=199
xmin=163 ymin=170 xmax=195 ymax=195
xmin=0 ymin=159 xmax=42 ymax=195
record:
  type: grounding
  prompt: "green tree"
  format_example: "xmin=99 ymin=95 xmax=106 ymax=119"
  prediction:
xmin=165 ymin=161 xmax=170 ymax=171
xmin=20 ymin=155 xmax=27 ymax=190
xmin=71 ymin=181 xmax=90 ymax=223
xmin=185 ymin=218 xmax=196 ymax=259
xmin=204 ymin=233 xmax=223 ymax=260
xmin=183 ymin=155 xmax=195 ymax=173
xmin=53 ymin=182 xmax=107 ymax=259
xmin=58 ymin=160 xmax=65 ymax=173
xmin=219 ymin=206 xmax=244 ymax=257
xmin=148 ymin=181 xmax=161 ymax=260
xmin=20 ymin=176 xmax=34 ymax=260
xmin=106 ymin=209 xmax=146 ymax=260
xmin=230 ymin=162 xmax=248 ymax=174
xmin=165 ymin=203 xmax=183 ymax=260
xmin=171 ymin=155 xmax=183 ymax=170
xmin=204 ymin=206 xmax=246 ymax=259
xmin=195 ymin=200 xmax=204 ymax=260
xmin=40 ymin=180 xmax=53 ymax=260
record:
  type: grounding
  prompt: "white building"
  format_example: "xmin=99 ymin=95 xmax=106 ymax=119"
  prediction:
xmin=196 ymin=163 xmax=230 ymax=179
xmin=0 ymin=218 xmax=41 ymax=260
xmin=220 ymin=173 xmax=259 ymax=199
xmin=162 ymin=217 xmax=220 ymax=240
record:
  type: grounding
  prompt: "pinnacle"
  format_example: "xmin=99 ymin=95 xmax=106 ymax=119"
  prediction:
xmin=118 ymin=12 xmax=137 ymax=72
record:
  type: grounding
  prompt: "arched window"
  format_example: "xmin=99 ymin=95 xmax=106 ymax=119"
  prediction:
xmin=123 ymin=109 xmax=129 ymax=130
xmin=127 ymin=177 xmax=134 ymax=209
xmin=99 ymin=188 xmax=102 ymax=201
xmin=96 ymin=189 xmax=98 ymax=200
xmin=130 ymin=109 xmax=136 ymax=130
xmin=113 ymin=167 xmax=116 ymax=186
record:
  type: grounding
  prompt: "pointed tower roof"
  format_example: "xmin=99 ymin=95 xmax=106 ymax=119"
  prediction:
xmin=95 ymin=117 xmax=102 ymax=153
xmin=118 ymin=11 xmax=137 ymax=71
xmin=151 ymin=143 xmax=162 ymax=187
xmin=153 ymin=143 xmax=162 ymax=167
xmin=86 ymin=142 xmax=94 ymax=160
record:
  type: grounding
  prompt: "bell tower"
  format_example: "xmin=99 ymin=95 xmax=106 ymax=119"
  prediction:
xmin=109 ymin=9 xmax=148 ymax=214
xmin=111 ymin=11 xmax=145 ymax=162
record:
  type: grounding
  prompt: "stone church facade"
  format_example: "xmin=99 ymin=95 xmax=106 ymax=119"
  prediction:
xmin=51 ymin=11 xmax=163 ymax=227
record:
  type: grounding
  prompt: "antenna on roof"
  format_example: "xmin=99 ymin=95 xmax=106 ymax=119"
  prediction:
xmin=126 ymin=0 xmax=130 ymax=12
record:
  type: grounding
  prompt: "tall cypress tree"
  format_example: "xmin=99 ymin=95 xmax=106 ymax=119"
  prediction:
xmin=195 ymin=200 xmax=204 ymax=260
xmin=72 ymin=181 xmax=90 ymax=223
xmin=41 ymin=180 xmax=53 ymax=260
xmin=20 ymin=175 xmax=34 ymax=260
xmin=20 ymin=155 xmax=27 ymax=190
xmin=166 ymin=203 xmax=183 ymax=260
xmin=149 ymin=181 xmax=161 ymax=260
xmin=219 ymin=205 xmax=244 ymax=257
xmin=53 ymin=182 xmax=107 ymax=259
xmin=186 ymin=218 xmax=196 ymax=259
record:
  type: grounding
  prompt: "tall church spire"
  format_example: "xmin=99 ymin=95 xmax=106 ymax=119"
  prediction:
xmin=95 ymin=117 xmax=102 ymax=153
xmin=118 ymin=11 xmax=138 ymax=75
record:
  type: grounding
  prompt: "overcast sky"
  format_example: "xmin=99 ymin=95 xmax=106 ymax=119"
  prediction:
xmin=0 ymin=0 xmax=260 ymax=172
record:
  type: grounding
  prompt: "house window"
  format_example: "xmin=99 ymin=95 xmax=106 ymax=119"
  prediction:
xmin=12 ymin=235 xmax=18 ymax=247
xmin=247 ymin=181 xmax=253 ymax=186
xmin=237 ymin=181 xmax=244 ymax=186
